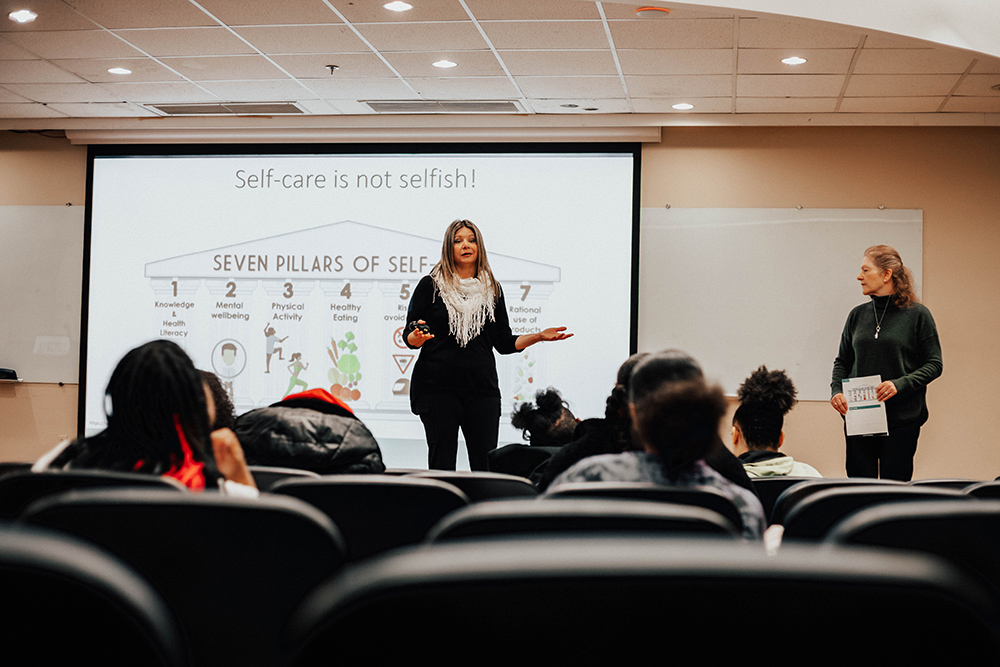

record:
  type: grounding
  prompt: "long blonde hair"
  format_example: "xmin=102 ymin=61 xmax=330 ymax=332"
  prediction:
xmin=865 ymin=244 xmax=919 ymax=308
xmin=432 ymin=219 xmax=501 ymax=302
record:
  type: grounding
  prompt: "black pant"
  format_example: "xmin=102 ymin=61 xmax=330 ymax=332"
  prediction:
xmin=845 ymin=423 xmax=921 ymax=481
xmin=418 ymin=394 xmax=501 ymax=471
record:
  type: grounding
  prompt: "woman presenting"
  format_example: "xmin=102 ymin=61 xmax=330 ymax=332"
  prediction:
xmin=405 ymin=219 xmax=572 ymax=470
xmin=830 ymin=245 xmax=942 ymax=480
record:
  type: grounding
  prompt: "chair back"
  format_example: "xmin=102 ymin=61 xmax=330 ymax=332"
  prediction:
xmin=23 ymin=489 xmax=345 ymax=667
xmin=248 ymin=465 xmax=320 ymax=492
xmin=770 ymin=477 xmax=903 ymax=525
xmin=749 ymin=476 xmax=815 ymax=522
xmin=908 ymin=478 xmax=980 ymax=490
xmin=270 ymin=475 xmax=469 ymax=559
xmin=409 ymin=470 xmax=538 ymax=501
xmin=965 ymin=481 xmax=1000 ymax=499
xmin=0 ymin=469 xmax=185 ymax=518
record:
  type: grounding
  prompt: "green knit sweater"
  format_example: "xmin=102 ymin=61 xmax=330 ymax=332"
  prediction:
xmin=831 ymin=294 xmax=943 ymax=429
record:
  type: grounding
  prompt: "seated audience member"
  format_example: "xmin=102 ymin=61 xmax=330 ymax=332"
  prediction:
xmin=36 ymin=340 xmax=256 ymax=494
xmin=234 ymin=388 xmax=384 ymax=475
xmin=546 ymin=351 xmax=766 ymax=539
xmin=201 ymin=370 xmax=236 ymax=430
xmin=732 ymin=366 xmax=821 ymax=478
xmin=488 ymin=388 xmax=577 ymax=477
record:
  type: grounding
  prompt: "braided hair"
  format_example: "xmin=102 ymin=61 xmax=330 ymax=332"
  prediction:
xmin=733 ymin=366 xmax=798 ymax=451
xmin=511 ymin=388 xmax=576 ymax=446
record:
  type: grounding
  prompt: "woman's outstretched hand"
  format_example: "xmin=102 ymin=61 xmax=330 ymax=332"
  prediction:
xmin=539 ymin=326 xmax=573 ymax=342
xmin=406 ymin=320 xmax=435 ymax=348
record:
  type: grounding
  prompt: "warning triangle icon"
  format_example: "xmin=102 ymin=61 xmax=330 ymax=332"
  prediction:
xmin=393 ymin=354 xmax=415 ymax=375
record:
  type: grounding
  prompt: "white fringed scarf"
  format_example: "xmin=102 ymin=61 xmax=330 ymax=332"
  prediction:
xmin=434 ymin=270 xmax=495 ymax=347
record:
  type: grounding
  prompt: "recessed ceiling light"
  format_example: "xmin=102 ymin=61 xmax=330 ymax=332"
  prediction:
xmin=107 ymin=67 xmax=132 ymax=75
xmin=8 ymin=9 xmax=37 ymax=23
xmin=781 ymin=56 xmax=807 ymax=65
xmin=383 ymin=1 xmax=413 ymax=11
xmin=584 ymin=107 xmax=598 ymax=111
xmin=672 ymin=103 xmax=694 ymax=110
xmin=432 ymin=60 xmax=457 ymax=69
xmin=560 ymin=103 xmax=579 ymax=108
xmin=636 ymin=7 xmax=671 ymax=18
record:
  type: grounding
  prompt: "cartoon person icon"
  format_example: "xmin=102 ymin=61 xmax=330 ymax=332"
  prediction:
xmin=264 ymin=324 xmax=288 ymax=373
xmin=212 ymin=339 xmax=246 ymax=380
xmin=284 ymin=352 xmax=309 ymax=398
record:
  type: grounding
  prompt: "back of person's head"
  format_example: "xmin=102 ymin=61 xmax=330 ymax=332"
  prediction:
xmin=57 ymin=340 xmax=218 ymax=479
xmin=511 ymin=388 xmax=576 ymax=446
xmin=632 ymin=377 xmax=728 ymax=479
xmin=604 ymin=352 xmax=649 ymax=452
xmin=200 ymin=370 xmax=236 ymax=430
xmin=733 ymin=366 xmax=797 ymax=451
xmin=627 ymin=349 xmax=704 ymax=404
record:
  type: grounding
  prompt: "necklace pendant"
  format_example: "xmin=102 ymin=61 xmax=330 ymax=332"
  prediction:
xmin=875 ymin=326 xmax=880 ymax=340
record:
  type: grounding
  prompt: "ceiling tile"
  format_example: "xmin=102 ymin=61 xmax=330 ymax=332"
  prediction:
xmin=63 ymin=0 xmax=216 ymax=29
xmin=234 ymin=25 xmax=368 ymax=55
xmin=3 ymin=81 xmax=122 ymax=102
xmin=516 ymin=75 xmax=623 ymax=98
xmin=618 ymin=49 xmax=732 ymax=75
xmin=736 ymin=97 xmax=836 ymax=113
xmin=0 ymin=102 xmax=65 ymax=117
xmin=0 ymin=0 xmax=98 ymax=32
xmin=845 ymin=74 xmax=960 ymax=96
xmin=603 ymin=6 xmax=735 ymax=20
xmin=465 ymin=0 xmax=599 ymax=20
xmin=838 ymin=96 xmax=945 ymax=112
xmin=953 ymin=73 xmax=1000 ymax=96
xmin=737 ymin=74 xmax=845 ymax=97
xmin=944 ymin=96 xmax=1000 ymax=112
xmin=863 ymin=32 xmax=930 ymax=49
xmin=737 ymin=49 xmax=853 ymax=74
xmin=738 ymin=18 xmax=861 ymax=49
xmin=854 ymin=49 xmax=974 ymax=74
xmin=198 ymin=79 xmax=319 ymax=101
xmin=94 ymin=80 xmax=220 ymax=102
xmin=114 ymin=27 xmax=256 ymax=57
xmin=405 ymin=76 xmax=519 ymax=99
xmin=3 ymin=30 xmax=145 ymax=59
xmin=159 ymin=55 xmax=286 ymax=80
xmin=480 ymin=20 xmax=607 ymax=50
xmin=626 ymin=74 xmax=731 ymax=97
xmin=305 ymin=77 xmax=418 ymax=99
xmin=195 ymin=0 xmax=341 ymax=26
xmin=632 ymin=97 xmax=732 ymax=113
xmin=334 ymin=0 xmax=469 ymax=23
xmin=47 ymin=101 xmax=158 ymax=116
xmin=52 ymin=57 xmax=184 ymax=82
xmin=500 ymin=50 xmax=618 ymax=76
xmin=355 ymin=21 xmax=487 ymax=51
xmin=609 ymin=18 xmax=733 ymax=49
xmin=0 ymin=37 xmax=39 ymax=60
xmin=0 ymin=85 xmax=28 ymax=102
xmin=971 ymin=58 xmax=1000 ymax=74
xmin=297 ymin=98 xmax=344 ymax=114
xmin=0 ymin=59 xmax=83 ymax=83
xmin=271 ymin=53 xmax=396 ymax=78
xmin=524 ymin=97 xmax=631 ymax=113
xmin=385 ymin=50 xmax=504 ymax=77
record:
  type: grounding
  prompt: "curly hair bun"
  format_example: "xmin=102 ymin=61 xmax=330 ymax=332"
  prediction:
xmin=736 ymin=366 xmax=797 ymax=415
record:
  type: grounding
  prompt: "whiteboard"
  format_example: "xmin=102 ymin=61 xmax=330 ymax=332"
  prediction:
xmin=0 ymin=205 xmax=84 ymax=383
xmin=638 ymin=208 xmax=922 ymax=401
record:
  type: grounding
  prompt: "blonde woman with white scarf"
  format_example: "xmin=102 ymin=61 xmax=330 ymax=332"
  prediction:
xmin=405 ymin=219 xmax=572 ymax=470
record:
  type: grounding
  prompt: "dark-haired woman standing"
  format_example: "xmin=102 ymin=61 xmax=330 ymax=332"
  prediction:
xmin=405 ymin=219 xmax=572 ymax=471
xmin=830 ymin=245 xmax=942 ymax=481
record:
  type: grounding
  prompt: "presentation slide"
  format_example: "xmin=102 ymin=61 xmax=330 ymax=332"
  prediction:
xmin=83 ymin=146 xmax=637 ymax=467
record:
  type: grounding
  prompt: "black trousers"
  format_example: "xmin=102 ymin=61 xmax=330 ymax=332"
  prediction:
xmin=418 ymin=394 xmax=500 ymax=471
xmin=845 ymin=423 xmax=921 ymax=481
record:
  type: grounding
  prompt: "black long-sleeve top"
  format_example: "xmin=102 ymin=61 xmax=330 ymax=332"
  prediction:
xmin=404 ymin=275 xmax=519 ymax=413
xmin=831 ymin=294 xmax=943 ymax=429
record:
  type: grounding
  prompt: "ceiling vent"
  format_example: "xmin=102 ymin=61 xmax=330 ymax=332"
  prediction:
xmin=149 ymin=102 xmax=304 ymax=116
xmin=364 ymin=100 xmax=523 ymax=114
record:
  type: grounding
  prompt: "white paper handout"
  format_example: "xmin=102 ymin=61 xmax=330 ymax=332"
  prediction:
xmin=843 ymin=375 xmax=889 ymax=437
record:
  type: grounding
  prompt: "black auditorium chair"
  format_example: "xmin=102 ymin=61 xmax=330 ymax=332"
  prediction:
xmin=248 ymin=465 xmax=320 ymax=492
xmin=282 ymin=535 xmax=1000 ymax=663
xmin=425 ymin=498 xmax=739 ymax=542
xmin=270 ymin=475 xmax=469 ymax=559
xmin=487 ymin=443 xmax=561 ymax=479
xmin=0 ymin=461 xmax=32 ymax=478
xmin=908 ymin=478 xmax=980 ymax=490
xmin=827 ymin=499 xmax=1000 ymax=602
xmin=779 ymin=485 xmax=967 ymax=541
xmin=22 ymin=489 xmax=346 ymax=667
xmin=769 ymin=477 xmax=903 ymax=526
xmin=0 ymin=520 xmax=190 ymax=666
xmin=965 ymin=481 xmax=1000 ymax=499
xmin=749 ymin=476 xmax=815 ymax=522
xmin=0 ymin=469 xmax=185 ymax=518
xmin=408 ymin=470 xmax=538 ymax=501
xmin=546 ymin=482 xmax=744 ymax=535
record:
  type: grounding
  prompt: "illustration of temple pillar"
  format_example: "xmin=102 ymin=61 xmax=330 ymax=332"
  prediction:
xmin=150 ymin=278 xmax=200 ymax=354
xmin=320 ymin=279 xmax=374 ymax=409
xmin=501 ymin=282 xmax=555 ymax=408
xmin=204 ymin=279 xmax=255 ymax=412
xmin=261 ymin=279 xmax=314 ymax=405
xmin=377 ymin=279 xmax=418 ymax=412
